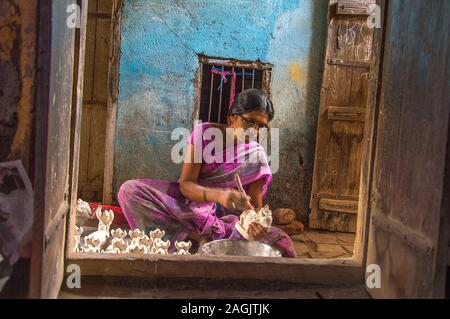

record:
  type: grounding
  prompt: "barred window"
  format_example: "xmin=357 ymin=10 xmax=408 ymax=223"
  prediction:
xmin=196 ymin=56 xmax=272 ymax=125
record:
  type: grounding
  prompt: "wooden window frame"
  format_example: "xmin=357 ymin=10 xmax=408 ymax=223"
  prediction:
xmin=64 ymin=0 xmax=386 ymax=286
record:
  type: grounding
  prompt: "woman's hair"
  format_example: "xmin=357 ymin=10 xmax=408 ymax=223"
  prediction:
xmin=228 ymin=88 xmax=274 ymax=121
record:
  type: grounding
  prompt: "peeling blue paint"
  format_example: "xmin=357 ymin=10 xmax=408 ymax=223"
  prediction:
xmin=115 ymin=0 xmax=328 ymax=221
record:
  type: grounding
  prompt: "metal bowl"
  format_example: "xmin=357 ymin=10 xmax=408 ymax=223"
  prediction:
xmin=200 ymin=239 xmax=282 ymax=257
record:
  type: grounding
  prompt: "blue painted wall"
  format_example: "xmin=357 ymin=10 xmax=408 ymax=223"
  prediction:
xmin=114 ymin=0 xmax=328 ymax=221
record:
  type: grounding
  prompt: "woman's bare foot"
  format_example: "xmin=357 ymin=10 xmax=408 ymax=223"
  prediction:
xmin=197 ymin=237 xmax=210 ymax=254
xmin=188 ymin=231 xmax=210 ymax=254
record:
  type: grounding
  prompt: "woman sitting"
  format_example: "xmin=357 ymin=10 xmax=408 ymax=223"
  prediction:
xmin=117 ymin=89 xmax=296 ymax=257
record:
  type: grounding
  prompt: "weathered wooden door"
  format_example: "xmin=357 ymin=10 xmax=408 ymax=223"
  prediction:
xmin=29 ymin=0 xmax=86 ymax=298
xmin=309 ymin=0 xmax=379 ymax=232
xmin=366 ymin=0 xmax=449 ymax=298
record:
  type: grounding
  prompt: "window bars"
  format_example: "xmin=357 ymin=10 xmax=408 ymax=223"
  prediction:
xmin=198 ymin=57 xmax=271 ymax=125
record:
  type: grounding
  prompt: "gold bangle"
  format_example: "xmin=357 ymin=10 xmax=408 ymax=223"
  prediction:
xmin=203 ymin=187 xmax=208 ymax=202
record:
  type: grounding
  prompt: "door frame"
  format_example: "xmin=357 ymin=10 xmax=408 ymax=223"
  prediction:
xmin=29 ymin=0 xmax=53 ymax=299
xmin=365 ymin=0 xmax=450 ymax=298
xmin=66 ymin=0 xmax=90 ymax=268
xmin=30 ymin=0 xmax=80 ymax=298
xmin=102 ymin=0 xmax=122 ymax=205
xmin=354 ymin=0 xmax=387 ymax=266
xmin=61 ymin=0 xmax=387 ymax=288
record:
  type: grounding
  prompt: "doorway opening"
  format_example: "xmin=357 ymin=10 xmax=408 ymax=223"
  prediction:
xmin=66 ymin=0 xmax=382 ymax=282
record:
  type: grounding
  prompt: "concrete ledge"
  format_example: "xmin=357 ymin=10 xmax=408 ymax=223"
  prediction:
xmin=65 ymin=254 xmax=363 ymax=286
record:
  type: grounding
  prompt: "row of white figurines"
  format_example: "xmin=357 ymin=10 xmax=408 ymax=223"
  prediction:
xmin=74 ymin=201 xmax=191 ymax=255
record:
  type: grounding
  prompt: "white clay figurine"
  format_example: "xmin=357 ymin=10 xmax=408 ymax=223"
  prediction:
xmin=74 ymin=226 xmax=84 ymax=253
xmin=151 ymin=238 xmax=170 ymax=254
xmin=76 ymin=199 xmax=93 ymax=226
xmin=84 ymin=237 xmax=101 ymax=253
xmin=104 ymin=228 xmax=128 ymax=253
xmin=129 ymin=229 xmax=144 ymax=240
xmin=235 ymin=205 xmax=272 ymax=240
xmin=174 ymin=241 xmax=192 ymax=255
xmin=139 ymin=235 xmax=153 ymax=254
xmin=127 ymin=243 xmax=147 ymax=256
xmin=83 ymin=207 xmax=114 ymax=252
xmin=149 ymin=228 xmax=165 ymax=241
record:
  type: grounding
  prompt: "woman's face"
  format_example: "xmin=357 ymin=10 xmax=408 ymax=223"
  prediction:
xmin=229 ymin=110 xmax=269 ymax=143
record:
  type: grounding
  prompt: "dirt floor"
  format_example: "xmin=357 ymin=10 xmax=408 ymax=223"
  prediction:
xmin=292 ymin=229 xmax=355 ymax=259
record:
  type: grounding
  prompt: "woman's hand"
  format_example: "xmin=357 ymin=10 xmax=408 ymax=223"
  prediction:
xmin=247 ymin=222 xmax=268 ymax=241
xmin=218 ymin=189 xmax=254 ymax=211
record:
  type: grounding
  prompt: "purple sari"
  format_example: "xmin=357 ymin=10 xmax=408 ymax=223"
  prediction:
xmin=117 ymin=122 xmax=296 ymax=257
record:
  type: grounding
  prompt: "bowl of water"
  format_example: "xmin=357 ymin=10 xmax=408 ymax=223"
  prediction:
xmin=200 ymin=239 xmax=281 ymax=257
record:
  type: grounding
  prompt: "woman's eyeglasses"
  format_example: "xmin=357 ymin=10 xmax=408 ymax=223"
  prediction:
xmin=238 ymin=115 xmax=269 ymax=130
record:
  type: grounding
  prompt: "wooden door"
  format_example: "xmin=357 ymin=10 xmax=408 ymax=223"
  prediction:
xmin=29 ymin=0 xmax=86 ymax=299
xmin=78 ymin=0 xmax=113 ymax=202
xmin=309 ymin=0 xmax=379 ymax=232
xmin=366 ymin=0 xmax=450 ymax=298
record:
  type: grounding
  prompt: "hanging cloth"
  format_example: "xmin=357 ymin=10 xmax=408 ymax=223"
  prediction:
xmin=211 ymin=66 xmax=253 ymax=110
